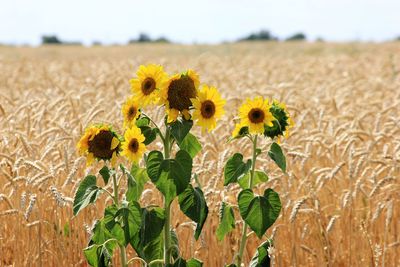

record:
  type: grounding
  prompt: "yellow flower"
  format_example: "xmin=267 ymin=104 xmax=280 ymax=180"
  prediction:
xmin=121 ymin=96 xmax=141 ymax=128
xmin=239 ymin=97 xmax=275 ymax=134
xmin=130 ymin=64 xmax=167 ymax=106
xmin=77 ymin=125 xmax=121 ymax=166
xmin=191 ymin=85 xmax=225 ymax=132
xmin=121 ymin=126 xmax=146 ymax=163
xmin=232 ymin=123 xmax=244 ymax=138
xmin=160 ymin=70 xmax=200 ymax=123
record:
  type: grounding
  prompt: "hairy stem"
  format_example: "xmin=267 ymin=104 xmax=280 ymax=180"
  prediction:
xmin=236 ymin=135 xmax=258 ymax=266
xmin=112 ymin=173 xmax=128 ymax=267
xmin=163 ymin=126 xmax=172 ymax=266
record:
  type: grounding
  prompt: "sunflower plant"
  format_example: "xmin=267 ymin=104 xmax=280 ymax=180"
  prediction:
xmin=73 ymin=64 xmax=225 ymax=267
xmin=218 ymin=97 xmax=293 ymax=266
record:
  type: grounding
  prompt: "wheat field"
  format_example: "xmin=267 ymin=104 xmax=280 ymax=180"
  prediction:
xmin=0 ymin=42 xmax=399 ymax=266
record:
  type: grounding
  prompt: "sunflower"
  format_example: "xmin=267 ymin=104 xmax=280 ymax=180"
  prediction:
xmin=161 ymin=70 xmax=200 ymax=123
xmin=121 ymin=96 xmax=141 ymax=128
xmin=238 ymin=97 xmax=276 ymax=134
xmin=121 ymin=126 xmax=146 ymax=163
xmin=130 ymin=64 xmax=167 ymax=106
xmin=191 ymin=85 xmax=225 ymax=132
xmin=232 ymin=123 xmax=248 ymax=138
xmin=264 ymin=100 xmax=294 ymax=139
xmin=77 ymin=125 xmax=121 ymax=166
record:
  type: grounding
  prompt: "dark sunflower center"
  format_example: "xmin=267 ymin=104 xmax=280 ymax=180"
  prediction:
xmin=167 ymin=76 xmax=197 ymax=111
xmin=127 ymin=106 xmax=137 ymax=120
xmin=200 ymin=100 xmax=216 ymax=119
xmin=128 ymin=138 xmax=139 ymax=153
xmin=88 ymin=130 xmax=115 ymax=159
xmin=248 ymin=108 xmax=265 ymax=123
xmin=141 ymin=77 xmax=156 ymax=95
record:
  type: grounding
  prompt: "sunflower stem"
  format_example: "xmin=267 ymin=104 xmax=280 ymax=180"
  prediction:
xmin=236 ymin=134 xmax=258 ymax=266
xmin=112 ymin=173 xmax=128 ymax=267
xmin=163 ymin=125 xmax=172 ymax=266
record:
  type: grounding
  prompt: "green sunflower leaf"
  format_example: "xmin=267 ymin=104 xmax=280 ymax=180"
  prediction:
xmin=177 ymin=133 xmax=202 ymax=158
xmin=84 ymin=243 xmax=113 ymax=267
xmin=166 ymin=258 xmax=203 ymax=267
xmin=136 ymin=117 xmax=150 ymax=127
xmin=146 ymin=150 xmax=192 ymax=204
xmin=216 ymin=202 xmax=235 ymax=241
xmin=187 ymin=258 xmax=203 ymax=267
xmin=238 ymin=170 xmax=269 ymax=189
xmin=171 ymin=229 xmax=180 ymax=259
xmin=268 ymin=142 xmax=286 ymax=173
xmin=178 ymin=185 xmax=208 ymax=240
xmin=139 ymin=126 xmax=157 ymax=145
xmin=121 ymin=164 xmax=149 ymax=202
xmin=115 ymin=201 xmax=141 ymax=246
xmin=238 ymin=188 xmax=281 ymax=238
xmin=223 ymin=153 xmax=251 ymax=186
xmin=73 ymin=175 xmax=102 ymax=216
xmin=99 ymin=166 xmax=111 ymax=185
xmin=249 ymin=240 xmax=273 ymax=267
xmin=130 ymin=207 xmax=165 ymax=264
xmin=170 ymin=119 xmax=193 ymax=143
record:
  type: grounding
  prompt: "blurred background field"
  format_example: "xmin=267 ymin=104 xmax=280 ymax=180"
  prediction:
xmin=0 ymin=42 xmax=400 ymax=266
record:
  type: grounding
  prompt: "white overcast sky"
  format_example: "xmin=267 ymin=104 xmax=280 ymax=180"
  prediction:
xmin=1 ymin=0 xmax=400 ymax=45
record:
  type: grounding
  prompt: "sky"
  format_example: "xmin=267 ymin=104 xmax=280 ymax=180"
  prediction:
xmin=1 ymin=0 xmax=400 ymax=45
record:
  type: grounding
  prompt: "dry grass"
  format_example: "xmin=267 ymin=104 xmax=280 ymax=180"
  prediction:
xmin=0 ymin=42 xmax=399 ymax=266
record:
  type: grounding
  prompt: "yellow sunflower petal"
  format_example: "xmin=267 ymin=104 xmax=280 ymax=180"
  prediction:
xmin=182 ymin=109 xmax=191 ymax=120
xmin=86 ymin=153 xmax=95 ymax=166
xmin=111 ymin=151 xmax=117 ymax=167
xmin=111 ymin=137 xmax=119 ymax=150
xmin=167 ymin=108 xmax=179 ymax=123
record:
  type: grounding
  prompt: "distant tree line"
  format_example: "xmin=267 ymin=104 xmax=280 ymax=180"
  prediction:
xmin=238 ymin=30 xmax=307 ymax=42
xmin=38 ymin=31 xmax=400 ymax=46
xmin=41 ymin=35 xmax=82 ymax=45
xmin=128 ymin=33 xmax=170 ymax=44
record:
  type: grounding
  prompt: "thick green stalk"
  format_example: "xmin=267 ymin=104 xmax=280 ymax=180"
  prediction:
xmin=112 ymin=173 xmax=128 ymax=267
xmin=236 ymin=135 xmax=258 ymax=266
xmin=163 ymin=126 xmax=171 ymax=266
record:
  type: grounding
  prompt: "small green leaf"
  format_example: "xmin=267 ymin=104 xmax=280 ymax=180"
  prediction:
xmin=249 ymin=240 xmax=273 ymax=267
xmin=187 ymin=258 xmax=203 ymax=267
xmin=238 ymin=189 xmax=281 ymax=238
xmin=268 ymin=142 xmax=286 ymax=172
xmin=140 ymin=207 xmax=165 ymax=244
xmin=146 ymin=150 xmax=164 ymax=182
xmin=238 ymin=170 xmax=269 ymax=189
xmin=178 ymin=133 xmax=202 ymax=158
xmin=73 ymin=175 xmax=102 ymax=216
xmin=83 ymin=244 xmax=102 ymax=267
xmin=170 ymin=119 xmax=193 ymax=143
xmin=121 ymin=164 xmax=149 ymax=202
xmin=168 ymin=258 xmax=186 ymax=267
xmin=115 ymin=201 xmax=141 ymax=245
xmin=102 ymin=205 xmax=125 ymax=245
xmin=130 ymin=207 xmax=165 ymax=264
xmin=224 ymin=153 xmax=251 ymax=186
xmin=84 ymin=242 xmax=114 ymax=267
xmin=147 ymin=150 xmax=192 ymax=204
xmin=225 ymin=264 xmax=237 ymax=267
xmin=140 ymin=126 xmax=157 ymax=145
xmin=178 ymin=185 xmax=208 ymax=240
xmin=216 ymin=202 xmax=235 ymax=241
xmin=63 ymin=222 xmax=70 ymax=237
xmin=136 ymin=117 xmax=150 ymax=127
xmin=99 ymin=166 xmax=111 ymax=185
xmin=170 ymin=229 xmax=180 ymax=259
